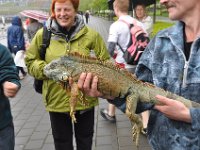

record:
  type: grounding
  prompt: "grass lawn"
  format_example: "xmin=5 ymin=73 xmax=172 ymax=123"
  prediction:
xmin=151 ymin=21 xmax=174 ymax=38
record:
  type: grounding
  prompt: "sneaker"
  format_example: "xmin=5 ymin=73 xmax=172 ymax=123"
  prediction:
xmin=142 ymin=128 xmax=147 ymax=135
xmin=19 ymin=76 xmax=24 ymax=80
xmin=100 ymin=109 xmax=116 ymax=123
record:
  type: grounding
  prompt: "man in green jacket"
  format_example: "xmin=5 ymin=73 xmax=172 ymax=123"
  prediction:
xmin=25 ymin=0 xmax=110 ymax=149
xmin=0 ymin=43 xmax=21 ymax=150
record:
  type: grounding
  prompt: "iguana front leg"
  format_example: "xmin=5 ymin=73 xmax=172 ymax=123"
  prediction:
xmin=59 ymin=77 xmax=88 ymax=123
xmin=58 ymin=78 xmax=78 ymax=122
xmin=125 ymin=93 xmax=143 ymax=147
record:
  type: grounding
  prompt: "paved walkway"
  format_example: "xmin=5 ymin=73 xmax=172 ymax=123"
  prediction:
xmin=0 ymin=16 xmax=151 ymax=150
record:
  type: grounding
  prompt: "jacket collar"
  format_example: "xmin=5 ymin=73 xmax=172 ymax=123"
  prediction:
xmin=157 ymin=21 xmax=185 ymax=52
xmin=46 ymin=14 xmax=85 ymax=40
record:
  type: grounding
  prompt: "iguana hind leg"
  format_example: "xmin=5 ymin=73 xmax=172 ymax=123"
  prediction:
xmin=125 ymin=94 xmax=143 ymax=147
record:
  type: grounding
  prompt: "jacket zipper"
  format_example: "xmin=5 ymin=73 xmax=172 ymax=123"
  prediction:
xmin=170 ymin=37 xmax=190 ymax=88
xmin=66 ymin=42 xmax=70 ymax=53
xmin=182 ymin=42 xmax=194 ymax=88
xmin=182 ymin=61 xmax=189 ymax=88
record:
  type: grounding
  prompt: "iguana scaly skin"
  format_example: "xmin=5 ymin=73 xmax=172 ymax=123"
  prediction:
xmin=44 ymin=53 xmax=200 ymax=146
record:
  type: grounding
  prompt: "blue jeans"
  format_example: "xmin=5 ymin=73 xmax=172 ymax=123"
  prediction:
xmin=0 ymin=122 xmax=14 ymax=150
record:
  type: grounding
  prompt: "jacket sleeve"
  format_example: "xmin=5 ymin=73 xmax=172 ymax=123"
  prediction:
xmin=135 ymin=33 xmax=159 ymax=83
xmin=108 ymin=42 xmax=116 ymax=57
xmin=7 ymin=28 xmax=12 ymax=53
xmin=0 ymin=44 xmax=21 ymax=88
xmin=134 ymin=40 xmax=155 ymax=113
xmin=25 ymin=28 xmax=47 ymax=79
xmin=190 ymin=108 xmax=200 ymax=130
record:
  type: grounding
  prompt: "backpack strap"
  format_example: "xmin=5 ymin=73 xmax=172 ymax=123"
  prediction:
xmin=118 ymin=19 xmax=130 ymax=27
xmin=40 ymin=26 xmax=51 ymax=60
xmin=117 ymin=19 xmax=134 ymax=53
xmin=118 ymin=19 xmax=138 ymax=28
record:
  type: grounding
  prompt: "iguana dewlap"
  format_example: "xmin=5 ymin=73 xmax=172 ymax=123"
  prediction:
xmin=44 ymin=52 xmax=200 ymax=146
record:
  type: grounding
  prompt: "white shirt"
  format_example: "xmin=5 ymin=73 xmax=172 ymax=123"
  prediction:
xmin=139 ymin=16 xmax=153 ymax=35
xmin=108 ymin=15 xmax=145 ymax=68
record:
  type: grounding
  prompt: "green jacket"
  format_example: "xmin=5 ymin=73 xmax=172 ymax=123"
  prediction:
xmin=25 ymin=15 xmax=110 ymax=112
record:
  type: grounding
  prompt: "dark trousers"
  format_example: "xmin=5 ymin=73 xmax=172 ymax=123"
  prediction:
xmin=85 ymin=17 xmax=89 ymax=24
xmin=0 ymin=122 xmax=14 ymax=150
xmin=49 ymin=108 xmax=95 ymax=150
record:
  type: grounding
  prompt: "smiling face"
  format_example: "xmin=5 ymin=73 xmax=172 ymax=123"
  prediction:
xmin=160 ymin=0 xmax=196 ymax=21
xmin=54 ymin=1 xmax=76 ymax=28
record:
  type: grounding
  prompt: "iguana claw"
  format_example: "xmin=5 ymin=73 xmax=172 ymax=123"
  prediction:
xmin=70 ymin=111 xmax=77 ymax=123
xmin=132 ymin=123 xmax=143 ymax=146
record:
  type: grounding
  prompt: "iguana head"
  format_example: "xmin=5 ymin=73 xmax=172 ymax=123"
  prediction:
xmin=44 ymin=56 xmax=75 ymax=82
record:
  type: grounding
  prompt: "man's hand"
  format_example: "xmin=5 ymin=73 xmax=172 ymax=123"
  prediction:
xmin=154 ymin=95 xmax=191 ymax=123
xmin=77 ymin=73 xmax=103 ymax=97
xmin=3 ymin=81 xmax=19 ymax=98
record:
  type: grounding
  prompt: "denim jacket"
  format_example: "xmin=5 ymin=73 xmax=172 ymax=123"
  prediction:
xmin=135 ymin=21 xmax=200 ymax=150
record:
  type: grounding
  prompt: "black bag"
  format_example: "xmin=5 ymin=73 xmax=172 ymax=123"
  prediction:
xmin=33 ymin=26 xmax=51 ymax=94
xmin=118 ymin=20 xmax=150 ymax=65
xmin=33 ymin=79 xmax=43 ymax=93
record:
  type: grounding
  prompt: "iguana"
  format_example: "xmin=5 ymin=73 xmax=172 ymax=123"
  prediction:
xmin=43 ymin=52 xmax=200 ymax=146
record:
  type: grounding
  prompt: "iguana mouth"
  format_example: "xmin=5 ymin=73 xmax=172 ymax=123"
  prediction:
xmin=59 ymin=76 xmax=70 ymax=89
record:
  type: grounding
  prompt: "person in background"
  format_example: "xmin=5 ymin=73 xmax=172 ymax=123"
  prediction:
xmin=27 ymin=18 xmax=43 ymax=42
xmin=1 ymin=16 xmax=6 ymax=31
xmin=134 ymin=3 xmax=154 ymax=134
xmin=78 ymin=11 xmax=84 ymax=19
xmin=24 ymin=18 xmax=30 ymax=31
xmin=25 ymin=0 xmax=110 ymax=150
xmin=0 ymin=43 xmax=21 ymax=150
xmin=85 ymin=10 xmax=90 ymax=24
xmin=134 ymin=3 xmax=153 ymax=35
xmin=77 ymin=0 xmax=200 ymax=149
xmin=7 ymin=16 xmax=27 ymax=80
xmin=100 ymin=0 xmax=146 ymax=126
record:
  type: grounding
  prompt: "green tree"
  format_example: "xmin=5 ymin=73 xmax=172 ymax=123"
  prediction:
xmin=79 ymin=0 xmax=91 ymax=11
xmin=80 ymin=0 xmax=108 ymax=12
xmin=91 ymin=0 xmax=108 ymax=14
